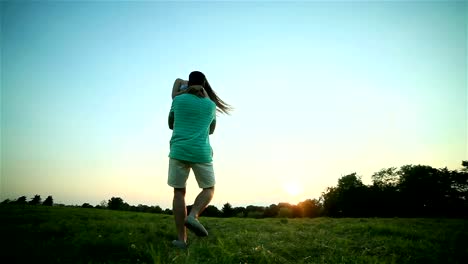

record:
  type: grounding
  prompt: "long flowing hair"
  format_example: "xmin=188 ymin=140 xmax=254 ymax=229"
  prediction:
xmin=188 ymin=71 xmax=233 ymax=115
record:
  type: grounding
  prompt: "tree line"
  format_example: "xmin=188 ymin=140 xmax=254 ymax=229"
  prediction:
xmin=2 ymin=161 xmax=467 ymax=218
xmin=321 ymin=161 xmax=468 ymax=218
xmin=1 ymin=195 xmax=54 ymax=206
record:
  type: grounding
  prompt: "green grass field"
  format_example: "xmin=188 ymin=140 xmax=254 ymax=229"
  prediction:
xmin=1 ymin=205 xmax=467 ymax=264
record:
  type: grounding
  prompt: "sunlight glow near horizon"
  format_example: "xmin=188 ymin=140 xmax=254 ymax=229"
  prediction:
xmin=1 ymin=1 xmax=467 ymax=209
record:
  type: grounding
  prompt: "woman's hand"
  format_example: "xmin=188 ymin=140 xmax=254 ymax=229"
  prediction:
xmin=202 ymin=88 xmax=209 ymax=98
xmin=172 ymin=78 xmax=188 ymax=99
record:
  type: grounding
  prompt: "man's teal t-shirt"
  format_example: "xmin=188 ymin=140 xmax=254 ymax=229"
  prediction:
xmin=169 ymin=93 xmax=216 ymax=163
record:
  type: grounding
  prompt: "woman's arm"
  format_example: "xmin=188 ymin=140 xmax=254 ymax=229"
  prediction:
xmin=171 ymin=78 xmax=188 ymax=99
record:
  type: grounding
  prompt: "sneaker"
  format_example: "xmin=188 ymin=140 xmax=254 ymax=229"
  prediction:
xmin=172 ymin=240 xmax=187 ymax=249
xmin=185 ymin=216 xmax=208 ymax=237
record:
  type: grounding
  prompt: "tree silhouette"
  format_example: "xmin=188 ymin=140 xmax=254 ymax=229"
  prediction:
xmin=337 ymin=173 xmax=364 ymax=190
xmin=278 ymin=207 xmax=292 ymax=218
xmin=29 ymin=195 xmax=42 ymax=205
xmin=321 ymin=173 xmax=372 ymax=217
xmin=398 ymin=165 xmax=449 ymax=216
xmin=454 ymin=161 xmax=468 ymax=196
xmin=372 ymin=167 xmax=399 ymax=188
xmin=319 ymin=162 xmax=468 ymax=218
xmin=222 ymin=203 xmax=234 ymax=217
xmin=43 ymin=196 xmax=53 ymax=206
xmin=245 ymin=205 xmax=265 ymax=218
xmin=328 ymin=173 xmax=367 ymax=217
xmin=149 ymin=206 xmax=163 ymax=214
xmin=232 ymin=206 xmax=246 ymax=217
xmin=15 ymin=196 xmax=27 ymax=205
xmin=108 ymin=197 xmax=125 ymax=210
xmin=97 ymin=200 xmax=108 ymax=209
xmin=462 ymin=160 xmax=468 ymax=172
xmin=370 ymin=168 xmax=400 ymax=217
xmin=263 ymin=204 xmax=279 ymax=218
xmin=322 ymin=187 xmax=339 ymax=216
xmin=136 ymin=204 xmax=150 ymax=212
xmin=202 ymin=205 xmax=221 ymax=217
xmin=82 ymin=203 xmax=93 ymax=208
xmin=298 ymin=199 xmax=322 ymax=218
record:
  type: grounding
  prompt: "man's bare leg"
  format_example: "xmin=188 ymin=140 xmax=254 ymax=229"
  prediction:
xmin=173 ymin=188 xmax=187 ymax=243
xmin=189 ymin=187 xmax=214 ymax=218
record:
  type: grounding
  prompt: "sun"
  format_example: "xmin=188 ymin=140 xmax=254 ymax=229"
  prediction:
xmin=284 ymin=181 xmax=303 ymax=196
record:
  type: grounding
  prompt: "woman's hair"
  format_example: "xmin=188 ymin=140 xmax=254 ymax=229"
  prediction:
xmin=188 ymin=71 xmax=232 ymax=115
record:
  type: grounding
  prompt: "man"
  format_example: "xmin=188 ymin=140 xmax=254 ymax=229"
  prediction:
xmin=167 ymin=71 xmax=225 ymax=249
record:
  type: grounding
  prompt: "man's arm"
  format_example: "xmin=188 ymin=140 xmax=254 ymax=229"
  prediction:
xmin=209 ymin=118 xmax=216 ymax=135
xmin=168 ymin=101 xmax=175 ymax=130
xmin=168 ymin=111 xmax=174 ymax=130
xmin=172 ymin=78 xmax=188 ymax=99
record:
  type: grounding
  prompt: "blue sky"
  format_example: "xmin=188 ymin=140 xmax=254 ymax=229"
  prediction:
xmin=1 ymin=1 xmax=467 ymax=209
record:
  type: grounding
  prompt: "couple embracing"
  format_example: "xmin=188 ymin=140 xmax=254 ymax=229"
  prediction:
xmin=167 ymin=71 xmax=231 ymax=249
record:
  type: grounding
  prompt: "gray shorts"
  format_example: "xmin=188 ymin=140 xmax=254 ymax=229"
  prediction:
xmin=168 ymin=158 xmax=215 ymax=189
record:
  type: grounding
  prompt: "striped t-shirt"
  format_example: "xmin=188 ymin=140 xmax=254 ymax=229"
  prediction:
xmin=168 ymin=93 xmax=216 ymax=163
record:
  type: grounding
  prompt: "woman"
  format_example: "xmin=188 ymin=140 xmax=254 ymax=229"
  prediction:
xmin=171 ymin=72 xmax=232 ymax=114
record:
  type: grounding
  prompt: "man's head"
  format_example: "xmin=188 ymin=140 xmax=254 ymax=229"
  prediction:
xmin=188 ymin=71 xmax=206 ymax=87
